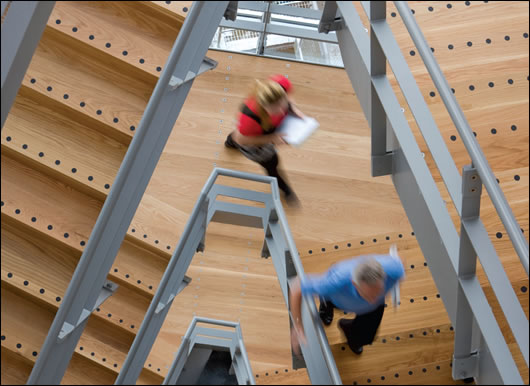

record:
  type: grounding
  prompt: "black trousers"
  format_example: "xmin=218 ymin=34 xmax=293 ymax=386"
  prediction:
xmin=226 ymin=133 xmax=293 ymax=196
xmin=320 ymin=298 xmax=385 ymax=348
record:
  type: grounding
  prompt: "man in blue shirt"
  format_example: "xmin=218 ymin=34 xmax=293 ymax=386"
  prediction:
xmin=289 ymin=245 xmax=405 ymax=355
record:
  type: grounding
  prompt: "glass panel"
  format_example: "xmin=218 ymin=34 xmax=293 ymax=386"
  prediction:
xmin=263 ymin=34 xmax=344 ymax=67
xmin=211 ymin=27 xmax=260 ymax=54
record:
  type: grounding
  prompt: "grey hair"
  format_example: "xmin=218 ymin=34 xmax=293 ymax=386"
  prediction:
xmin=352 ymin=258 xmax=385 ymax=286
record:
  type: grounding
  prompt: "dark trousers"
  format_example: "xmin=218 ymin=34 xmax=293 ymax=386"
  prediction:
xmin=320 ymin=298 xmax=385 ymax=349
xmin=259 ymin=152 xmax=293 ymax=196
xmin=226 ymin=133 xmax=293 ymax=196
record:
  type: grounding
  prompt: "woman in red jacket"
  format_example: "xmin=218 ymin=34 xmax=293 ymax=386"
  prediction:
xmin=225 ymin=74 xmax=305 ymax=206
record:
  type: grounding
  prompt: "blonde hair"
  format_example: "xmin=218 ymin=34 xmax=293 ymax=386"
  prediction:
xmin=251 ymin=79 xmax=287 ymax=131
xmin=353 ymin=259 xmax=385 ymax=286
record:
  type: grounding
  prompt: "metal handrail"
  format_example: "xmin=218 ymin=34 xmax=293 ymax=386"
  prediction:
xmin=208 ymin=168 xmax=342 ymax=384
xmin=394 ymin=1 xmax=529 ymax=275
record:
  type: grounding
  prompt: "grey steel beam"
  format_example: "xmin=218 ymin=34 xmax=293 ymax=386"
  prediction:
xmin=368 ymin=2 xmax=528 ymax=368
xmin=369 ymin=1 xmax=392 ymax=176
xmin=28 ymin=2 xmax=228 ymax=384
xmin=219 ymin=18 xmax=337 ymax=43
xmin=238 ymin=1 xmax=323 ymax=20
xmin=453 ymin=165 xmax=481 ymax=381
xmin=1 ymin=1 xmax=55 ymax=130
xmin=256 ymin=1 xmax=270 ymax=55
xmin=394 ymin=1 xmax=528 ymax=274
xmin=374 ymin=69 xmax=523 ymax=385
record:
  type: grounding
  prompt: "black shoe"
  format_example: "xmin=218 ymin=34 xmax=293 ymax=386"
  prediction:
xmin=285 ymin=191 xmax=301 ymax=208
xmin=351 ymin=345 xmax=363 ymax=355
xmin=319 ymin=302 xmax=334 ymax=326
xmin=225 ymin=133 xmax=237 ymax=149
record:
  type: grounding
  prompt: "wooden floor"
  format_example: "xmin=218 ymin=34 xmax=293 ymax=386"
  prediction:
xmin=1 ymin=1 xmax=528 ymax=384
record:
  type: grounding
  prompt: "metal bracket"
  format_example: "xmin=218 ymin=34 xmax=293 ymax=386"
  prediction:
xmin=371 ymin=152 xmax=393 ymax=177
xmin=224 ymin=1 xmax=238 ymax=21
xmin=155 ymin=275 xmax=192 ymax=314
xmin=318 ymin=2 xmax=343 ymax=34
xmin=58 ymin=280 xmax=118 ymax=341
xmin=169 ymin=56 xmax=218 ymax=90
xmin=461 ymin=164 xmax=482 ymax=220
xmin=452 ymin=351 xmax=478 ymax=380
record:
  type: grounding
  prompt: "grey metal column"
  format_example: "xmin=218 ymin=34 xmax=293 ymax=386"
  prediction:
xmin=27 ymin=2 xmax=228 ymax=384
xmin=1 ymin=1 xmax=55 ymax=130
xmin=368 ymin=1 xmax=392 ymax=176
xmin=452 ymin=165 xmax=481 ymax=382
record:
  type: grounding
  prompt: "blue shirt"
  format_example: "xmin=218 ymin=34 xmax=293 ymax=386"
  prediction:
xmin=300 ymin=255 xmax=405 ymax=315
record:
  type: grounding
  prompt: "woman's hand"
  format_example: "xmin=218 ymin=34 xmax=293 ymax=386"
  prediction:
xmin=270 ymin=133 xmax=288 ymax=145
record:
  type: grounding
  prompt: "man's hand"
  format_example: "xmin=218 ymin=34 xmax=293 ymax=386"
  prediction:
xmin=291 ymin=324 xmax=307 ymax=356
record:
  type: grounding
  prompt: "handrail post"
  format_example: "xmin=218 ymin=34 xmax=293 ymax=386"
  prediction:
xmin=452 ymin=165 xmax=481 ymax=381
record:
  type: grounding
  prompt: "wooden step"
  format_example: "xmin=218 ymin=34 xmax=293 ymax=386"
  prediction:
xmin=3 ymin=86 xmax=127 ymax=200
xmin=47 ymin=1 xmax=182 ymax=78
xmin=23 ymin=26 xmax=154 ymax=143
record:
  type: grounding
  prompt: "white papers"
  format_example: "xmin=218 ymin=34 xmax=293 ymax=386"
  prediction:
xmin=277 ymin=114 xmax=319 ymax=147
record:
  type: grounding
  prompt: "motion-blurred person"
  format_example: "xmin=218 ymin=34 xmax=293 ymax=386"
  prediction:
xmin=225 ymin=74 xmax=305 ymax=207
xmin=289 ymin=245 xmax=405 ymax=355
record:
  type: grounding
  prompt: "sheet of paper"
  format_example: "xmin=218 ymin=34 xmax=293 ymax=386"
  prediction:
xmin=277 ymin=115 xmax=320 ymax=147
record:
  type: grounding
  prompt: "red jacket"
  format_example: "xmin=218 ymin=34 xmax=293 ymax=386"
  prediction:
xmin=237 ymin=75 xmax=292 ymax=136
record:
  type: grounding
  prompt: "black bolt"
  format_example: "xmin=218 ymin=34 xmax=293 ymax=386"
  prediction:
xmin=122 ymin=51 xmax=128 ymax=56
xmin=88 ymin=176 xmax=94 ymax=181
xmin=424 ymin=262 xmax=428 ymax=266
xmin=436 ymin=329 xmax=440 ymax=333
xmin=396 ymin=336 xmax=400 ymax=341
xmin=334 ymin=245 xmax=338 ymax=249
xmin=423 ymin=331 xmax=427 ymax=335
xmin=39 ymin=152 xmax=44 ymax=157
xmin=347 ymin=243 xmax=351 ymax=247
xmin=167 ymin=246 xmax=171 ymax=250
xmin=448 ymin=44 xmax=454 ymax=50
xmin=48 ymin=225 xmax=53 ymax=230
xmin=89 ymin=35 xmax=95 ymax=40
xmin=504 ymin=35 xmax=510 ymax=41
xmin=143 ymin=234 xmax=147 ymax=238
xmin=156 ymin=66 xmax=162 ymax=72
xmin=447 ymin=3 xmax=452 ymax=8
xmin=321 ymin=247 xmax=325 ymax=252
xmin=450 ymin=326 xmax=454 ymax=331
xmin=56 ymin=296 xmax=61 ymax=302
xmin=24 ymin=280 xmax=29 ymax=286
xmin=149 ymin=285 xmax=153 ymax=290
xmin=17 ymin=343 xmax=22 ymax=348
xmin=411 ymin=9 xmax=415 ymax=14
xmin=105 ymin=184 xmax=110 ymax=189
xmin=47 ymin=86 xmax=52 ymax=92
xmin=183 ymin=7 xmax=188 ymax=12
xmin=486 ymin=38 xmax=491 ymax=44
xmin=410 ymin=50 xmax=416 ymax=56
xmin=436 ymin=293 xmax=441 ymax=298
xmin=120 ymin=319 xmax=123 ymax=323
xmin=139 ymin=59 xmax=145 ymax=64
xmin=514 ymin=175 xmax=520 ymax=181
xmin=469 ymin=85 xmax=475 ymax=91
xmin=409 ymin=333 xmax=414 ymax=338
xmin=64 ymin=233 xmax=69 ymax=238
xmin=450 ymin=135 xmax=457 ymax=141
xmin=473 ymin=132 xmax=477 ymax=137
xmin=431 ymin=47 xmax=435 ymax=52
xmin=97 ymin=109 xmax=102 ymax=115
xmin=410 ymin=299 xmax=414 ymax=303
xmin=524 ymin=33 xmax=529 ymax=38
xmin=56 ymin=19 xmax=61 ymax=24
xmin=125 ymin=274 xmax=130 ymax=278
xmin=511 ymin=124 xmax=517 ymax=131
xmin=63 ymin=94 xmax=69 ymax=99
xmin=428 ymin=6 xmax=433 ymax=11
xmin=467 ymin=41 xmax=472 ymax=47
xmin=30 ymin=78 xmax=36 ymax=84
xmin=409 ymin=371 xmax=413 ymax=375
xmin=391 ymin=12 xmax=396 ymax=17
xmin=155 ymin=240 xmax=159 ymax=244
xmin=436 ymin=365 xmax=441 ymax=370
xmin=451 ymin=88 xmax=455 ymax=93
xmin=360 ymin=241 xmax=364 ymax=245
xmin=423 ymin=368 xmax=427 ymax=373
xmin=386 ymin=236 xmax=390 ymax=240
xmin=382 ymin=338 xmax=386 ymax=343
xmin=72 ymin=27 xmax=78 ymax=32
xmin=137 ymin=280 xmax=141 ymax=284
xmin=381 ymin=376 xmax=385 ymax=380
xmin=411 ymin=265 xmax=415 ymax=269
xmin=394 ymin=373 xmax=399 ymax=378
xmin=72 ymin=168 xmax=77 ymax=173
xmin=429 ymin=91 xmax=435 ymax=97
xmin=465 ymin=1 xmax=470 ymax=5
xmin=108 ymin=313 xmax=112 ymax=317
xmin=398 ymin=233 xmax=403 ymax=238
xmin=496 ymin=232 xmax=502 ymax=238
xmin=31 ymin=217 xmax=37 ymax=222
xmin=521 ymin=286 xmax=527 ymax=293
xmin=488 ymin=82 xmax=494 ymax=87
xmin=80 ymin=241 xmax=86 ymax=246
xmin=423 ymin=296 xmax=428 ymax=301
xmin=7 ymin=273 xmax=12 ymax=278
xmin=130 ymin=125 xmax=136 ymax=131
xmin=55 ymin=160 xmax=61 ymax=165
xmin=80 ymin=102 xmax=86 ymax=107
xmin=15 ymin=209 xmax=21 ymax=214
xmin=113 ymin=118 xmax=119 ymax=123
xmin=131 ymin=228 xmax=135 ymax=232
xmin=491 ymin=128 xmax=497 ymax=134
xmin=91 ymin=352 xmax=95 ymax=356
xmin=106 ymin=42 xmax=111 ymax=48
